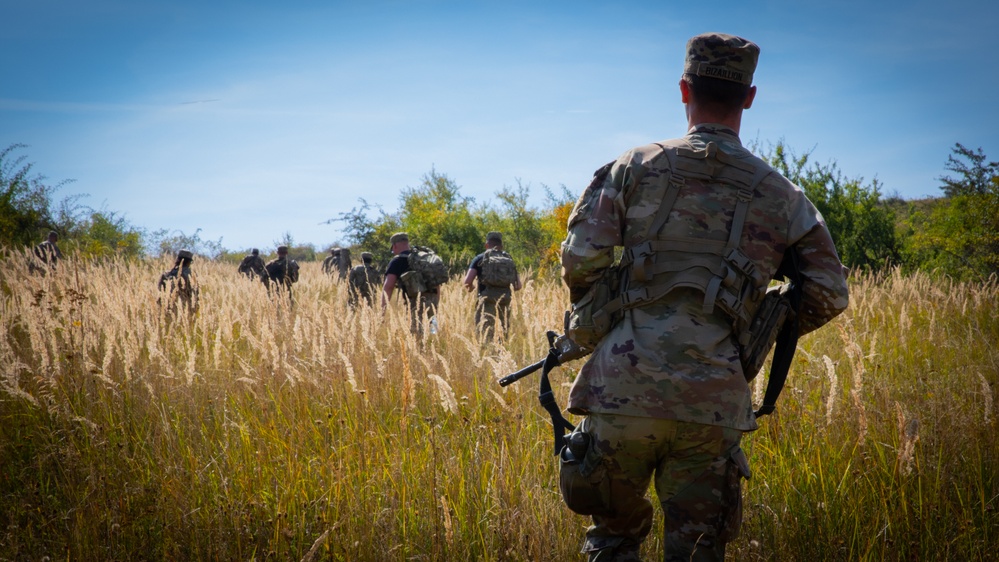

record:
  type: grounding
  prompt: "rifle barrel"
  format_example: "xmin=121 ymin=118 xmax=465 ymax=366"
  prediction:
xmin=498 ymin=358 xmax=546 ymax=387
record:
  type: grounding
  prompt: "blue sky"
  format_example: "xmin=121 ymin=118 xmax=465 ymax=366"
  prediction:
xmin=3 ymin=0 xmax=996 ymax=253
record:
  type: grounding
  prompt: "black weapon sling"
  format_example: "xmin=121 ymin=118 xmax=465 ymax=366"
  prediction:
xmin=754 ymin=249 xmax=804 ymax=418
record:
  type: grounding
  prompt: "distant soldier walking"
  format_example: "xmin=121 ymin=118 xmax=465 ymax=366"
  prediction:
xmin=335 ymin=248 xmax=352 ymax=280
xmin=382 ymin=232 xmax=446 ymax=335
xmin=31 ymin=231 xmax=63 ymax=275
xmin=263 ymin=245 xmax=300 ymax=300
xmin=158 ymin=249 xmax=199 ymax=314
xmin=238 ymin=248 xmax=265 ymax=279
xmin=463 ymin=231 xmax=521 ymax=339
xmin=348 ymin=251 xmax=382 ymax=308
xmin=322 ymin=248 xmax=340 ymax=276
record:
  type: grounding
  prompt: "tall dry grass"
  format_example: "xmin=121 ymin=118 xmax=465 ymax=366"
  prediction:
xmin=1 ymin=250 xmax=997 ymax=561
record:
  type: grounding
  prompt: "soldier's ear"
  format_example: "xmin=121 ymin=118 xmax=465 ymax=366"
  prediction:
xmin=743 ymin=85 xmax=757 ymax=110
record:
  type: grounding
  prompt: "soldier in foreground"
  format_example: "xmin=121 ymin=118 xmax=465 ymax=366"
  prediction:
xmin=158 ymin=249 xmax=199 ymax=314
xmin=558 ymin=33 xmax=849 ymax=561
xmin=463 ymin=231 xmax=521 ymax=339
xmin=263 ymin=245 xmax=299 ymax=300
xmin=237 ymin=248 xmax=265 ymax=279
xmin=348 ymin=251 xmax=382 ymax=308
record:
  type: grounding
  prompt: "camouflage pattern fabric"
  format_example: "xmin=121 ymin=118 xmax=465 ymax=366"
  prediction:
xmin=348 ymin=264 xmax=382 ymax=307
xmin=575 ymin=413 xmax=746 ymax=562
xmin=408 ymin=291 xmax=439 ymax=336
xmin=475 ymin=287 xmax=512 ymax=339
xmin=158 ymin=266 xmax=199 ymax=314
xmin=263 ymin=257 xmax=299 ymax=298
xmin=561 ymin=123 xmax=849 ymax=432
xmin=238 ymin=254 xmax=265 ymax=278
xmin=479 ymin=249 xmax=518 ymax=288
xmin=322 ymin=254 xmax=338 ymax=275
xmin=31 ymin=240 xmax=63 ymax=275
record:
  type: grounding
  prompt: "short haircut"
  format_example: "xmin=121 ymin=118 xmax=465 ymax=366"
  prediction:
xmin=683 ymin=74 xmax=751 ymax=116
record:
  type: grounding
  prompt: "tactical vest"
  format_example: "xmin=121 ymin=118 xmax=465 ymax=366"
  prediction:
xmin=593 ymin=139 xmax=774 ymax=346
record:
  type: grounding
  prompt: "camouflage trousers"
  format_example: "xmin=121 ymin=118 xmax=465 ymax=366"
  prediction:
xmin=408 ymin=291 xmax=440 ymax=335
xmin=573 ymin=413 xmax=748 ymax=562
xmin=475 ymin=289 xmax=511 ymax=339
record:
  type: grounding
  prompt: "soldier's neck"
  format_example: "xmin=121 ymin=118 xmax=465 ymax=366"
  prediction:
xmin=686 ymin=105 xmax=743 ymax=136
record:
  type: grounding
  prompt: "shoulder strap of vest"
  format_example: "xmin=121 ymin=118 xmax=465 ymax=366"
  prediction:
xmin=607 ymin=143 xmax=774 ymax=322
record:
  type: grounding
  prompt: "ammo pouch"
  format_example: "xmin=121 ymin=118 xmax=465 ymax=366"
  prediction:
xmin=740 ymin=283 xmax=795 ymax=382
xmin=558 ymin=430 xmax=613 ymax=517
xmin=399 ymin=270 xmax=425 ymax=299
xmin=565 ymin=266 xmax=623 ymax=350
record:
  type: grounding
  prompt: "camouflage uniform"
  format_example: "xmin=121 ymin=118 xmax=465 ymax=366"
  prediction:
xmin=238 ymin=250 xmax=265 ymax=279
xmin=31 ymin=232 xmax=63 ymax=275
xmin=158 ymin=250 xmax=199 ymax=314
xmin=263 ymin=247 xmax=300 ymax=300
xmin=560 ymin=33 xmax=849 ymax=562
xmin=322 ymin=249 xmax=339 ymax=276
xmin=348 ymin=252 xmax=382 ymax=307
xmin=469 ymin=243 xmax=518 ymax=338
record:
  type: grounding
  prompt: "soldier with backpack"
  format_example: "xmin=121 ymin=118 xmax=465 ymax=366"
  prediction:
xmin=348 ymin=251 xmax=382 ymax=308
xmin=263 ymin=245 xmax=300 ymax=300
xmin=382 ymin=232 xmax=447 ymax=335
xmin=463 ymin=231 xmax=521 ymax=339
xmin=158 ymin=249 xmax=199 ymax=314
xmin=30 ymin=231 xmax=63 ymax=275
xmin=237 ymin=248 xmax=265 ymax=279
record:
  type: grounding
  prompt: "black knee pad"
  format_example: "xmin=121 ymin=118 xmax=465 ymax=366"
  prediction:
xmin=559 ymin=429 xmax=614 ymax=516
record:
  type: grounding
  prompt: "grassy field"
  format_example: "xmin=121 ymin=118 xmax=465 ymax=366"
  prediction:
xmin=1 ymin=252 xmax=997 ymax=561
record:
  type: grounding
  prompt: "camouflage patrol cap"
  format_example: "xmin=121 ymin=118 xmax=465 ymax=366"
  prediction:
xmin=390 ymin=232 xmax=409 ymax=245
xmin=251 ymin=248 xmax=259 ymax=255
xmin=177 ymin=249 xmax=194 ymax=259
xmin=361 ymin=252 xmax=373 ymax=262
xmin=486 ymin=231 xmax=503 ymax=243
xmin=277 ymin=245 xmax=289 ymax=254
xmin=684 ymin=33 xmax=760 ymax=85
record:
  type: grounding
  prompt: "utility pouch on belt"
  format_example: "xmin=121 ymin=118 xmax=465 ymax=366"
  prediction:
xmin=565 ymin=266 xmax=623 ymax=350
xmin=558 ymin=431 xmax=613 ymax=517
xmin=399 ymin=270 xmax=425 ymax=299
xmin=740 ymin=282 xmax=794 ymax=382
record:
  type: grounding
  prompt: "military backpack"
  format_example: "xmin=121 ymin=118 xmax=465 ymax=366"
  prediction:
xmin=479 ymin=249 xmax=518 ymax=288
xmin=401 ymin=246 xmax=448 ymax=296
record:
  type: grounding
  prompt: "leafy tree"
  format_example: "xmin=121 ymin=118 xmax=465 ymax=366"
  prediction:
xmin=0 ymin=143 xmax=68 ymax=249
xmin=902 ymin=145 xmax=999 ymax=280
xmin=1 ymin=143 xmax=144 ymax=260
xmin=396 ymin=168 xmax=482 ymax=271
xmin=147 ymin=228 xmax=225 ymax=260
xmin=939 ymin=143 xmax=999 ymax=197
xmin=758 ymin=140 xmax=901 ymax=272
xmin=327 ymin=198 xmax=402 ymax=268
xmin=272 ymin=232 xmax=317 ymax=262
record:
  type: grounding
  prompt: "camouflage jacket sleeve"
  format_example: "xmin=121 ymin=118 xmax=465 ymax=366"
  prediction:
xmin=561 ymin=155 xmax=644 ymax=302
xmin=785 ymin=193 xmax=850 ymax=335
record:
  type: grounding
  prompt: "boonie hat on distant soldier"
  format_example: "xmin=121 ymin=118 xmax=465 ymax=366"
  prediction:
xmin=390 ymin=232 xmax=409 ymax=245
xmin=251 ymin=248 xmax=259 ymax=255
xmin=277 ymin=245 xmax=289 ymax=253
xmin=177 ymin=249 xmax=194 ymax=259
xmin=684 ymin=32 xmax=760 ymax=85
xmin=487 ymin=231 xmax=503 ymax=244
xmin=361 ymin=252 xmax=373 ymax=262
